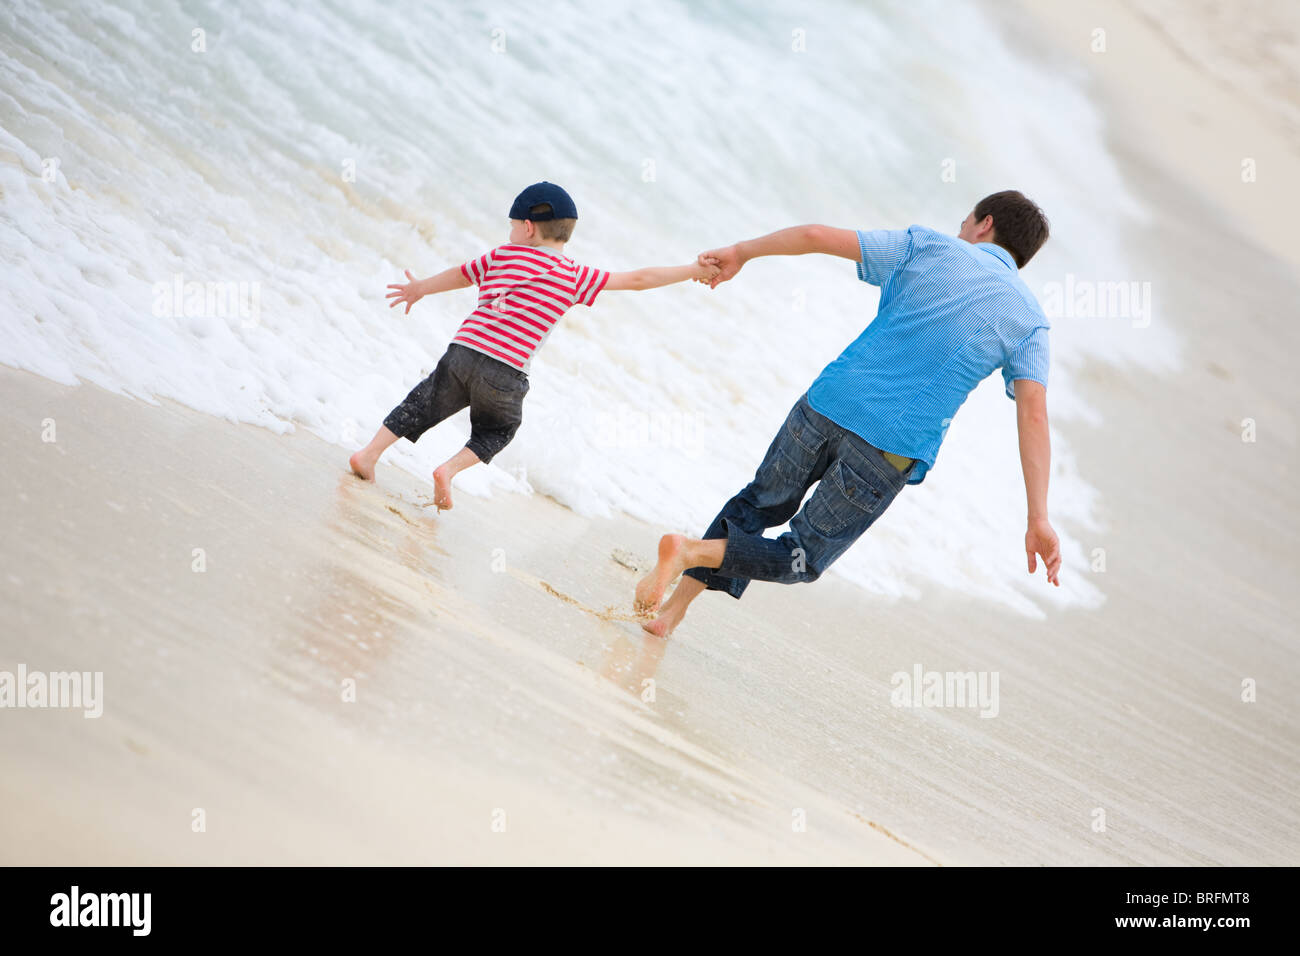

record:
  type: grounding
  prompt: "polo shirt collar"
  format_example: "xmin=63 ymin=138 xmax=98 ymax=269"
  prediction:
xmin=975 ymin=242 xmax=1017 ymax=270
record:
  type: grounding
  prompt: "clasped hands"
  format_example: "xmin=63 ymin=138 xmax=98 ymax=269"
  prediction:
xmin=692 ymin=244 xmax=742 ymax=289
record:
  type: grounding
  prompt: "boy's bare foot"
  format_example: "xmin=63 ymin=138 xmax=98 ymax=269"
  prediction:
xmin=634 ymin=534 xmax=689 ymax=615
xmin=432 ymin=465 xmax=454 ymax=510
xmin=349 ymin=451 xmax=375 ymax=481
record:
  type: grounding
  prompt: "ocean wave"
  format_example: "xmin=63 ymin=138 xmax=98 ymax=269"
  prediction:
xmin=0 ymin=0 xmax=1173 ymax=615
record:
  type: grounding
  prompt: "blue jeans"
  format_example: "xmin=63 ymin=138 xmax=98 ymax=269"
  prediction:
xmin=684 ymin=393 xmax=914 ymax=598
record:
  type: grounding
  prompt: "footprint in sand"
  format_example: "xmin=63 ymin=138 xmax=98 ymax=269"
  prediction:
xmin=610 ymin=548 xmax=652 ymax=573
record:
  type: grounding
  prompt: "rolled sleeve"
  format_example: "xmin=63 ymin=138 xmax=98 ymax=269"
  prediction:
xmin=855 ymin=228 xmax=913 ymax=286
xmin=1003 ymin=326 xmax=1050 ymax=399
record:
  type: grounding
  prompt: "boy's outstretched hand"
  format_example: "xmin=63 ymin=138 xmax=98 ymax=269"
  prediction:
xmin=386 ymin=270 xmax=428 ymax=314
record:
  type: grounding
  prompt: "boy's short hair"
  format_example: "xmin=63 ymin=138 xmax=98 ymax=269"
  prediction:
xmin=526 ymin=202 xmax=576 ymax=242
xmin=973 ymin=190 xmax=1050 ymax=268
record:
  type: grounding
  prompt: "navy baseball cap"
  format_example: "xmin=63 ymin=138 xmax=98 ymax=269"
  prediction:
xmin=509 ymin=181 xmax=578 ymax=221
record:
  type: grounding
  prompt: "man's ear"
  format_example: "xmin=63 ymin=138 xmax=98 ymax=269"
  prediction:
xmin=980 ymin=215 xmax=996 ymax=240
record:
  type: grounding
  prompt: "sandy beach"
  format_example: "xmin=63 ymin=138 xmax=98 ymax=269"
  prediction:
xmin=3 ymin=233 xmax=1297 ymax=867
xmin=2 ymin=1 xmax=1298 ymax=866
xmin=1 ymin=366 xmax=940 ymax=865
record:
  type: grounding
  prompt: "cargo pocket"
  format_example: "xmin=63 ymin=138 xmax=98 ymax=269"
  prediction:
xmin=805 ymin=459 xmax=885 ymax=536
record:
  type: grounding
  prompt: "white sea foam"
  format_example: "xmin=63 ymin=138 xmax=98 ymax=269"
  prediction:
xmin=0 ymin=0 xmax=1178 ymax=617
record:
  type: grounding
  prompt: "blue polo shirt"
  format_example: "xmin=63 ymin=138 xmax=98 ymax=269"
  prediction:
xmin=806 ymin=225 xmax=1050 ymax=484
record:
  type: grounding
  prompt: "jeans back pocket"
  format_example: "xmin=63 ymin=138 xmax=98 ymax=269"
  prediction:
xmin=481 ymin=366 xmax=528 ymax=396
xmin=805 ymin=458 xmax=886 ymax=536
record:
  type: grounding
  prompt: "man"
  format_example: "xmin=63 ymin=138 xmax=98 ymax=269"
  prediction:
xmin=634 ymin=190 xmax=1062 ymax=636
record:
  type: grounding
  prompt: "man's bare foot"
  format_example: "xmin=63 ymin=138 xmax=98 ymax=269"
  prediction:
xmin=432 ymin=465 xmax=454 ymax=510
xmin=349 ymin=451 xmax=375 ymax=481
xmin=634 ymin=534 xmax=689 ymax=615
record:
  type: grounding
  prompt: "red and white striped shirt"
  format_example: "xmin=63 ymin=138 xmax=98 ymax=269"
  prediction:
xmin=455 ymin=244 xmax=610 ymax=371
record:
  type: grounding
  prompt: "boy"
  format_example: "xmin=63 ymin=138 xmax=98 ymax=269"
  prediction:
xmin=349 ymin=182 xmax=719 ymax=509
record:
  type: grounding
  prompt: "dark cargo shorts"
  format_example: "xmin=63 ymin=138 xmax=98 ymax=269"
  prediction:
xmin=383 ymin=344 xmax=529 ymax=464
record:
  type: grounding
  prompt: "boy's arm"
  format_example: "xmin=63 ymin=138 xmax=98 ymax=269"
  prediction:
xmin=604 ymin=261 xmax=718 ymax=292
xmin=421 ymin=265 xmax=474 ymax=294
xmin=1014 ymin=379 xmax=1061 ymax=586
xmin=700 ymin=225 xmax=860 ymax=287
xmin=386 ymin=266 xmax=473 ymax=314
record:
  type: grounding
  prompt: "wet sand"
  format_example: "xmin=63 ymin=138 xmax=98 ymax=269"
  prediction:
xmin=2 ymin=304 xmax=1296 ymax=865
xmin=0 ymin=367 xmax=939 ymax=864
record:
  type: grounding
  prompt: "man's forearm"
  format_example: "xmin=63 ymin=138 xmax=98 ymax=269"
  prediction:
xmin=1017 ymin=409 xmax=1051 ymax=521
xmin=732 ymin=224 xmax=861 ymax=265
xmin=735 ymin=226 xmax=822 ymax=264
xmin=699 ymin=225 xmax=857 ymax=288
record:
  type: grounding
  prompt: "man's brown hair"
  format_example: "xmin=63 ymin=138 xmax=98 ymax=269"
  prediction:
xmin=973 ymin=190 xmax=1050 ymax=268
xmin=526 ymin=202 xmax=576 ymax=242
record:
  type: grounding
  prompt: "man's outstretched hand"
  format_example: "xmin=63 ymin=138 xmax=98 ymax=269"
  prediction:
xmin=697 ymin=244 xmax=744 ymax=289
xmin=1025 ymin=517 xmax=1061 ymax=586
